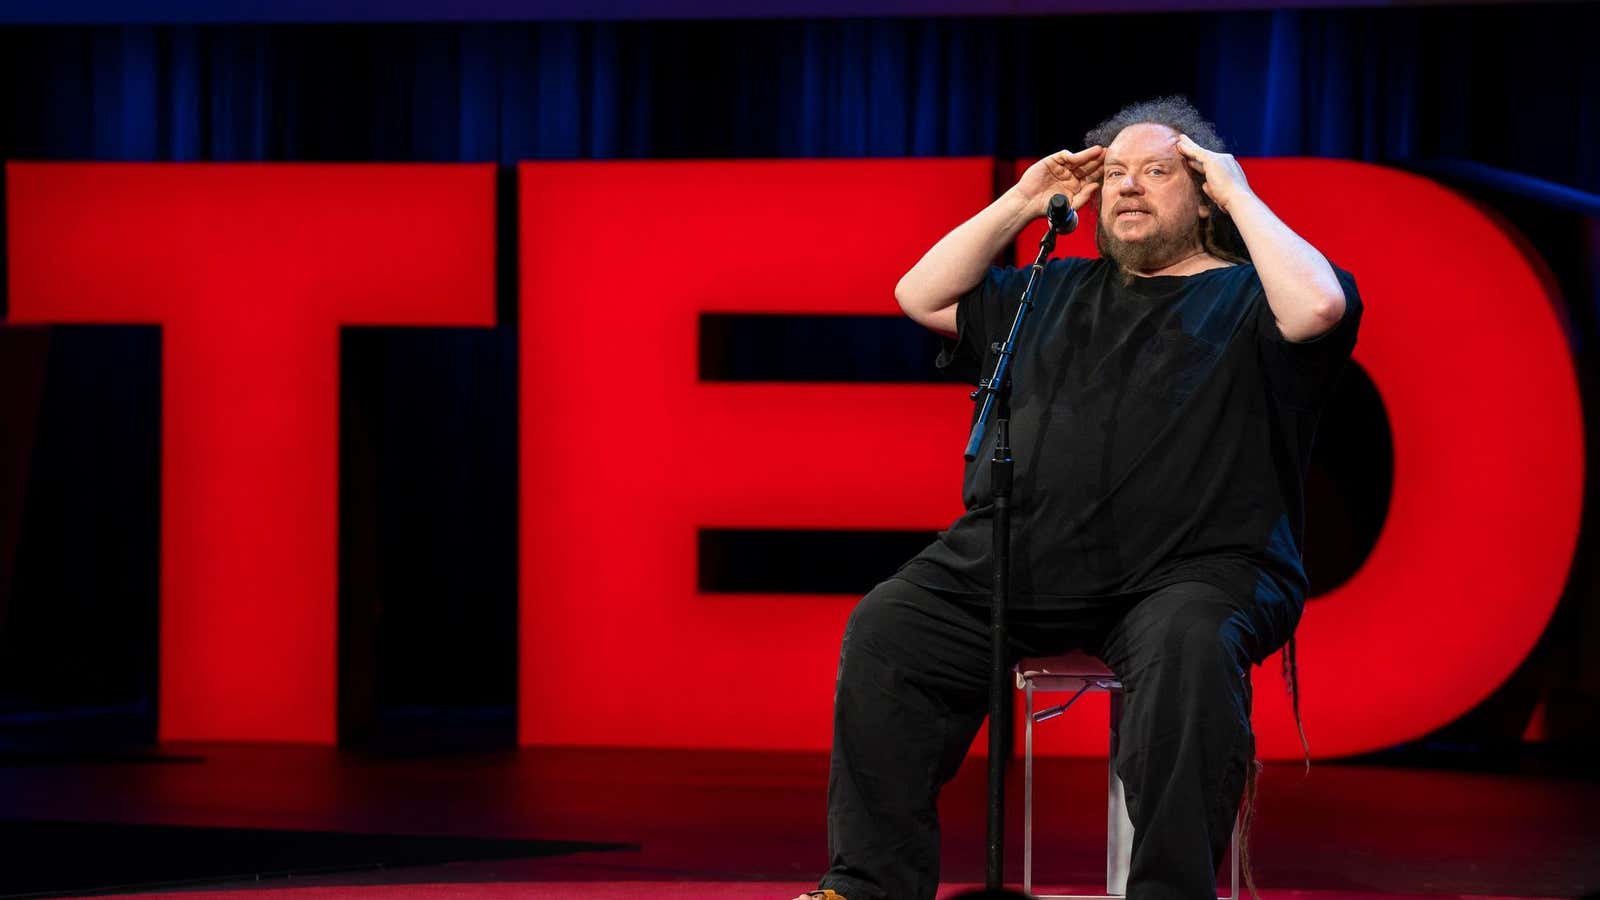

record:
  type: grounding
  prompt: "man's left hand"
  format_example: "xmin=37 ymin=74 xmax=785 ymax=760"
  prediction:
xmin=1175 ymin=133 xmax=1252 ymax=214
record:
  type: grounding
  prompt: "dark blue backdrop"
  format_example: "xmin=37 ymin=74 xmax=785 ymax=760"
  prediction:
xmin=4 ymin=10 xmax=1600 ymax=182
xmin=2 ymin=4 xmax=1598 ymax=760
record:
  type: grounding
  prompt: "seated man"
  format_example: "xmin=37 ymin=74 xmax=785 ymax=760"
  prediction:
xmin=798 ymin=96 xmax=1361 ymax=900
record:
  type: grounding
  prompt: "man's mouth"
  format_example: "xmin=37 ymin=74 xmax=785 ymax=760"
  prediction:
xmin=1116 ymin=208 xmax=1150 ymax=218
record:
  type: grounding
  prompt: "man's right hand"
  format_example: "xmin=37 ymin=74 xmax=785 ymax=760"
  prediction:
xmin=894 ymin=145 xmax=1104 ymax=338
xmin=1011 ymin=145 xmax=1105 ymax=217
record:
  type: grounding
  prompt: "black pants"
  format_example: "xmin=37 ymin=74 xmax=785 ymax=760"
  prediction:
xmin=820 ymin=577 xmax=1290 ymax=900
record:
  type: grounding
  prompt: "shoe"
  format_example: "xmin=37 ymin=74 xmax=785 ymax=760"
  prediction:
xmin=793 ymin=892 xmax=847 ymax=900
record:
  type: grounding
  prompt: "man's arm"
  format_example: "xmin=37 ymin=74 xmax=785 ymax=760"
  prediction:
xmin=895 ymin=146 xmax=1104 ymax=338
xmin=1174 ymin=134 xmax=1346 ymax=342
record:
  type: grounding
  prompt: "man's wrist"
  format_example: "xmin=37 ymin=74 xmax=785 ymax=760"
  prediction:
xmin=1217 ymin=187 xmax=1266 ymax=224
xmin=996 ymin=187 xmax=1041 ymax=228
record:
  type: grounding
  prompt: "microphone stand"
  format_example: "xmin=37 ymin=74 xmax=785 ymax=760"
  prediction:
xmin=965 ymin=203 xmax=1066 ymax=892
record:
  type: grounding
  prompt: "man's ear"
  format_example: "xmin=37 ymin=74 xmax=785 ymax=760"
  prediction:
xmin=1192 ymin=175 xmax=1212 ymax=219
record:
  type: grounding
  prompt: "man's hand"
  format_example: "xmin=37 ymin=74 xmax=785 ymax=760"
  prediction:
xmin=896 ymin=147 xmax=1104 ymax=338
xmin=1013 ymin=146 xmax=1104 ymax=216
xmin=1174 ymin=134 xmax=1252 ymax=214
xmin=1173 ymin=133 xmax=1346 ymax=341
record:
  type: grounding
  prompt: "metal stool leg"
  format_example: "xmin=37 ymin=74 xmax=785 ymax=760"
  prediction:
xmin=1107 ymin=689 xmax=1133 ymax=896
xmin=1024 ymin=680 xmax=1035 ymax=895
xmin=1227 ymin=809 xmax=1241 ymax=900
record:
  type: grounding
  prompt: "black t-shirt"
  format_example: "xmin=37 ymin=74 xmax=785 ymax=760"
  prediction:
xmin=896 ymin=255 xmax=1363 ymax=624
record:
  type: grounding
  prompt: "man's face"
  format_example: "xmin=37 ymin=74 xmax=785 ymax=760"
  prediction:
xmin=1096 ymin=122 xmax=1207 ymax=272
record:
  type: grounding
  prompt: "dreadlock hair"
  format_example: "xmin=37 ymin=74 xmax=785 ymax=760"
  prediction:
xmin=1084 ymin=95 xmax=1252 ymax=268
xmin=1234 ymin=634 xmax=1310 ymax=900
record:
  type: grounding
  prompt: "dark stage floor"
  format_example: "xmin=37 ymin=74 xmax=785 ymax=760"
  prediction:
xmin=1 ymin=744 xmax=1596 ymax=898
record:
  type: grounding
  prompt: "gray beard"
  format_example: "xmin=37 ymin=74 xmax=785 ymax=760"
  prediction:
xmin=1096 ymin=215 xmax=1202 ymax=275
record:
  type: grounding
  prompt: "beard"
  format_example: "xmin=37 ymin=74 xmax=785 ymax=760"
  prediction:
xmin=1095 ymin=209 xmax=1203 ymax=275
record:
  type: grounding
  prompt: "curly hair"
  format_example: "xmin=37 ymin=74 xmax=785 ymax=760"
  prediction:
xmin=1085 ymin=96 xmax=1251 ymax=265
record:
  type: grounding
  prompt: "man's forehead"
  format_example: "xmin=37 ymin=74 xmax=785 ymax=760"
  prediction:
xmin=1105 ymin=123 xmax=1179 ymax=160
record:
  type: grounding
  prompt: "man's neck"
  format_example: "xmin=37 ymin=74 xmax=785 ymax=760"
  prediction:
xmin=1126 ymin=248 xmax=1231 ymax=278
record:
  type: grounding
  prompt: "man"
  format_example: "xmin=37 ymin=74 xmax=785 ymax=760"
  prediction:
xmin=796 ymin=96 xmax=1361 ymax=900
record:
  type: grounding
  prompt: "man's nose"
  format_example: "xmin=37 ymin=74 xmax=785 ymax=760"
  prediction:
xmin=1114 ymin=173 xmax=1143 ymax=194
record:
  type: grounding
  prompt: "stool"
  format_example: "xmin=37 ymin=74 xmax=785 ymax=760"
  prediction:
xmin=1016 ymin=652 xmax=1240 ymax=900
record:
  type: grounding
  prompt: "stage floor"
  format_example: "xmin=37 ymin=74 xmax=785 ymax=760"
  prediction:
xmin=1 ymin=744 xmax=1595 ymax=898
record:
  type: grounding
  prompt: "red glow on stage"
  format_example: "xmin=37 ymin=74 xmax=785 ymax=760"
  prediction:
xmin=518 ymin=159 xmax=989 ymax=750
xmin=6 ymin=163 xmax=496 ymax=743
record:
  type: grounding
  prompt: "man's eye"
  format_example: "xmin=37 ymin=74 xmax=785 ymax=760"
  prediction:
xmin=1148 ymin=167 xmax=1167 ymax=176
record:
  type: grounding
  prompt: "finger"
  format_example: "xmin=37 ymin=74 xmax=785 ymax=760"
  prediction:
xmin=1071 ymin=181 xmax=1100 ymax=209
xmin=1173 ymin=133 xmax=1206 ymax=158
xmin=1063 ymin=145 xmax=1104 ymax=165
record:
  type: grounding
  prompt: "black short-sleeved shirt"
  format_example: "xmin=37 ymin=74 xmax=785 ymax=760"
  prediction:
xmin=896 ymin=255 xmax=1363 ymax=626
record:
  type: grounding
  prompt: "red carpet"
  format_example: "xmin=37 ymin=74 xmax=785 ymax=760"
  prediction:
xmin=10 ymin=746 xmax=1593 ymax=899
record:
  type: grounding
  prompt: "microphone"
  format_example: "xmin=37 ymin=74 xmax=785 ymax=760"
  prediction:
xmin=1047 ymin=193 xmax=1078 ymax=234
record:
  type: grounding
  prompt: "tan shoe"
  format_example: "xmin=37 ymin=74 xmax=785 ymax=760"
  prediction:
xmin=793 ymin=892 xmax=847 ymax=900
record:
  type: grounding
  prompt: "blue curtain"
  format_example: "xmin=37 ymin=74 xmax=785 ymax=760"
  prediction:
xmin=1 ymin=9 xmax=1595 ymax=186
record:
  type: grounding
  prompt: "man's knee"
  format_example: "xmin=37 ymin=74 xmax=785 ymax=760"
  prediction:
xmin=1177 ymin=611 xmax=1251 ymax=682
xmin=1162 ymin=607 xmax=1256 ymax=734
xmin=842 ymin=582 xmax=909 ymax=649
xmin=1131 ymin=586 xmax=1254 ymax=691
xmin=836 ymin=581 xmax=925 ymax=692
xmin=836 ymin=579 xmax=989 ymax=702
